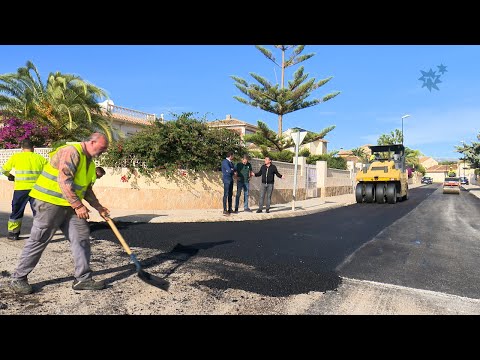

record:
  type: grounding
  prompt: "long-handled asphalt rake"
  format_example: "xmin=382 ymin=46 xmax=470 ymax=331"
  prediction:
xmin=104 ymin=216 xmax=169 ymax=291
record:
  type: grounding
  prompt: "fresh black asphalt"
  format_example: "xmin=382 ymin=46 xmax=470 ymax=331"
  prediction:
xmin=90 ymin=185 xmax=480 ymax=298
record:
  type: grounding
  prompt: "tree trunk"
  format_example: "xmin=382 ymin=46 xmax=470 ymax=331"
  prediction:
xmin=278 ymin=48 xmax=286 ymax=137
xmin=278 ymin=114 xmax=282 ymax=137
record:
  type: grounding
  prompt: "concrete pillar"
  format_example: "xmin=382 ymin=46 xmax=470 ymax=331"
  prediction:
xmin=346 ymin=160 xmax=355 ymax=171
xmin=295 ymin=156 xmax=307 ymax=176
xmin=316 ymin=160 xmax=327 ymax=198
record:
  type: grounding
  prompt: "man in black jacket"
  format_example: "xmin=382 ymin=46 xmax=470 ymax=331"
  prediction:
xmin=254 ymin=156 xmax=284 ymax=213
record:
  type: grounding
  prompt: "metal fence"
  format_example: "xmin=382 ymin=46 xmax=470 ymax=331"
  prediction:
xmin=0 ymin=148 xmax=52 ymax=165
xmin=250 ymin=158 xmax=300 ymax=190
xmin=107 ymin=104 xmax=156 ymax=122
xmin=0 ymin=148 xmax=106 ymax=167
xmin=0 ymin=148 xmax=354 ymax=198
xmin=305 ymin=164 xmax=317 ymax=198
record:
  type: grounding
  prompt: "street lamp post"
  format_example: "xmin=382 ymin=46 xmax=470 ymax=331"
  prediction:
xmin=401 ymin=114 xmax=411 ymax=145
xmin=461 ymin=141 xmax=466 ymax=178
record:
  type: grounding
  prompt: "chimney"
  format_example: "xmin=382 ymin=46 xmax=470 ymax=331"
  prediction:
xmin=226 ymin=114 xmax=232 ymax=120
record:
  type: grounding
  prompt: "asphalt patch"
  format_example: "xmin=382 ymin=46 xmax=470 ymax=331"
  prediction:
xmin=88 ymin=187 xmax=434 ymax=297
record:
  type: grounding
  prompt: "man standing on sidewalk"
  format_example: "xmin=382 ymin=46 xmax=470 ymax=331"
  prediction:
xmin=254 ymin=156 xmax=285 ymax=213
xmin=221 ymin=152 xmax=235 ymax=215
xmin=233 ymin=154 xmax=254 ymax=213
xmin=1 ymin=139 xmax=47 ymax=240
xmin=9 ymin=133 xmax=110 ymax=295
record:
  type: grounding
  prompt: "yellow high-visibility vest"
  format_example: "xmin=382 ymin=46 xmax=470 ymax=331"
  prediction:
xmin=29 ymin=143 xmax=95 ymax=206
xmin=1 ymin=152 xmax=47 ymax=190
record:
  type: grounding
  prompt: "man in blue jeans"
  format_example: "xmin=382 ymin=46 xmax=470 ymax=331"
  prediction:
xmin=233 ymin=154 xmax=253 ymax=213
xmin=221 ymin=152 xmax=235 ymax=215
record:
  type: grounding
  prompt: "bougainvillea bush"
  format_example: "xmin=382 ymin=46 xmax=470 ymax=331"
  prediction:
xmin=0 ymin=115 xmax=53 ymax=149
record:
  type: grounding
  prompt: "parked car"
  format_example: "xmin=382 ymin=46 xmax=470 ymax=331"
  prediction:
xmin=443 ymin=177 xmax=460 ymax=194
xmin=459 ymin=176 xmax=469 ymax=185
xmin=421 ymin=176 xmax=433 ymax=184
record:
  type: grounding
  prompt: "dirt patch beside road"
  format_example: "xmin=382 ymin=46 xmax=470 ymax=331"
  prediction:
xmin=0 ymin=235 xmax=290 ymax=315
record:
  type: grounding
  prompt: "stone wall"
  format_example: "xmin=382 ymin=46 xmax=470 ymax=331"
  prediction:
xmin=0 ymin=151 xmax=354 ymax=210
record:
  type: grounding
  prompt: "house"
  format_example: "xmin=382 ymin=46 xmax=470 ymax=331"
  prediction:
xmin=338 ymin=149 xmax=358 ymax=161
xmin=207 ymin=115 xmax=258 ymax=138
xmin=424 ymin=164 xmax=459 ymax=183
xmin=456 ymin=159 xmax=476 ymax=180
xmin=338 ymin=144 xmax=373 ymax=170
xmin=419 ymin=156 xmax=438 ymax=169
xmin=284 ymin=127 xmax=328 ymax=155
xmin=208 ymin=117 xmax=329 ymax=155
xmin=98 ymin=100 xmax=157 ymax=139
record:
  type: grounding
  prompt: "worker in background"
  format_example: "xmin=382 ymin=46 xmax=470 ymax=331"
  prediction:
xmin=1 ymin=139 xmax=47 ymax=240
xmin=369 ymin=153 xmax=376 ymax=162
xmin=93 ymin=166 xmax=106 ymax=185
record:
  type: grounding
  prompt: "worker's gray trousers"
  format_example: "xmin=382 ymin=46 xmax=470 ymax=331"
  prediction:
xmin=12 ymin=199 xmax=92 ymax=282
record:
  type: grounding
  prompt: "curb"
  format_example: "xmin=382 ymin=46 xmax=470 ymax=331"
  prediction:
xmin=110 ymin=200 xmax=358 ymax=224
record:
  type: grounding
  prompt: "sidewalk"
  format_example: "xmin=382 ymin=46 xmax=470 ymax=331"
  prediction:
xmin=0 ymin=192 xmax=358 ymax=226
xmin=89 ymin=182 xmax=477 ymax=223
xmin=462 ymin=183 xmax=480 ymax=200
xmin=92 ymin=192 xmax=358 ymax=223
xmin=0 ymin=183 xmax=437 ymax=226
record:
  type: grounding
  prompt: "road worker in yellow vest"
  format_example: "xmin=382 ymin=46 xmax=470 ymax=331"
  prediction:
xmin=9 ymin=133 xmax=110 ymax=295
xmin=1 ymin=139 xmax=47 ymax=240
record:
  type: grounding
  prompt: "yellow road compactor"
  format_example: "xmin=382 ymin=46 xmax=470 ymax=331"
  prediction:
xmin=355 ymin=144 xmax=409 ymax=204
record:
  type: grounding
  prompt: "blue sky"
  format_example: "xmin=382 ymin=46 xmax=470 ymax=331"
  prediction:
xmin=1 ymin=45 xmax=479 ymax=160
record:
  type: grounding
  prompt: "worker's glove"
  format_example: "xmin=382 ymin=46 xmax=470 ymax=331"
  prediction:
xmin=7 ymin=174 xmax=15 ymax=182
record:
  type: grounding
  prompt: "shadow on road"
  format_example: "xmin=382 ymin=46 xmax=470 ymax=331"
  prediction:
xmin=192 ymin=262 xmax=341 ymax=297
xmin=112 ymin=214 xmax=167 ymax=223
xmin=89 ymin=220 xmax=344 ymax=297
xmin=28 ymin=240 xmax=234 ymax=293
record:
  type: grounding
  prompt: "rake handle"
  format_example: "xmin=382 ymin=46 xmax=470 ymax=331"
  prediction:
xmin=105 ymin=217 xmax=133 ymax=255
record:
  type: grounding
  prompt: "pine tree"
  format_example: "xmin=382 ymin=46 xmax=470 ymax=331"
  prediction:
xmin=456 ymin=134 xmax=480 ymax=169
xmin=244 ymin=121 xmax=336 ymax=152
xmin=231 ymin=45 xmax=340 ymax=136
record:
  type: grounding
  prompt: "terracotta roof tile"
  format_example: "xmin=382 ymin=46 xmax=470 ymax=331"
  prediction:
xmin=110 ymin=113 xmax=153 ymax=126
xmin=209 ymin=119 xmax=257 ymax=127
xmin=426 ymin=164 xmax=458 ymax=172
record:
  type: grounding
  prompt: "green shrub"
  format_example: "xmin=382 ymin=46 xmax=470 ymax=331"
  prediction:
xmin=299 ymin=148 xmax=311 ymax=157
xmin=100 ymin=112 xmax=246 ymax=178
xmin=306 ymin=154 xmax=347 ymax=169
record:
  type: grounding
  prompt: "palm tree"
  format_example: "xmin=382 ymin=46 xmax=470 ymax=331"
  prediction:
xmin=351 ymin=147 xmax=369 ymax=163
xmin=0 ymin=61 xmax=114 ymax=141
xmin=0 ymin=60 xmax=44 ymax=120
xmin=405 ymin=148 xmax=422 ymax=167
xmin=44 ymin=72 xmax=114 ymax=141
